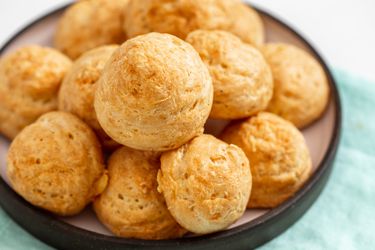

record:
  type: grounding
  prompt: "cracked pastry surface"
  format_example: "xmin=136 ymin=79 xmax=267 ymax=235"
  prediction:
xmin=94 ymin=147 xmax=186 ymax=239
xmin=54 ymin=0 xmax=128 ymax=59
xmin=220 ymin=112 xmax=312 ymax=208
xmin=157 ymin=134 xmax=251 ymax=234
xmin=94 ymin=33 xmax=213 ymax=151
xmin=58 ymin=45 xmax=119 ymax=150
xmin=261 ymin=43 xmax=329 ymax=128
xmin=124 ymin=0 xmax=264 ymax=47
xmin=0 ymin=45 xmax=72 ymax=139
xmin=6 ymin=111 xmax=107 ymax=216
xmin=186 ymin=30 xmax=273 ymax=119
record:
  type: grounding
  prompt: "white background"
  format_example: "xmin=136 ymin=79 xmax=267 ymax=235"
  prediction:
xmin=0 ymin=0 xmax=374 ymax=81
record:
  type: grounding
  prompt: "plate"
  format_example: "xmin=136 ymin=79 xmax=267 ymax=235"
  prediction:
xmin=0 ymin=3 xmax=341 ymax=250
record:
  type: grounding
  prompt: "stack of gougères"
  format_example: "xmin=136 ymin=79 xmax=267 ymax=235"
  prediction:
xmin=0 ymin=0 xmax=329 ymax=239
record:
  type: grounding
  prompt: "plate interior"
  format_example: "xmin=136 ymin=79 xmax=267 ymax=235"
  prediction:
xmin=0 ymin=9 xmax=336 ymax=236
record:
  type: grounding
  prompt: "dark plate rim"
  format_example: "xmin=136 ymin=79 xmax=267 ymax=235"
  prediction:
xmin=0 ymin=3 xmax=342 ymax=250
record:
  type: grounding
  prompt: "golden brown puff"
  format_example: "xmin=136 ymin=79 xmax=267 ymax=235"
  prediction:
xmin=94 ymin=33 xmax=213 ymax=151
xmin=228 ymin=2 xmax=264 ymax=47
xmin=157 ymin=134 xmax=251 ymax=234
xmin=186 ymin=30 xmax=273 ymax=119
xmin=124 ymin=0 xmax=264 ymax=47
xmin=54 ymin=0 xmax=128 ymax=59
xmin=94 ymin=147 xmax=186 ymax=239
xmin=58 ymin=45 xmax=119 ymax=150
xmin=7 ymin=111 xmax=107 ymax=216
xmin=220 ymin=112 xmax=312 ymax=208
xmin=261 ymin=43 xmax=330 ymax=128
xmin=0 ymin=45 xmax=72 ymax=140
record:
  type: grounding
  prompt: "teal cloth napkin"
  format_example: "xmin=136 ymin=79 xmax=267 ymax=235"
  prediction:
xmin=0 ymin=69 xmax=374 ymax=250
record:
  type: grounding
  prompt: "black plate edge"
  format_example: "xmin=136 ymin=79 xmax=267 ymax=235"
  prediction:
xmin=0 ymin=3 xmax=342 ymax=250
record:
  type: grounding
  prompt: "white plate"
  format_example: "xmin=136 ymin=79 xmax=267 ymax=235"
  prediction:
xmin=0 ymin=5 xmax=337 ymax=239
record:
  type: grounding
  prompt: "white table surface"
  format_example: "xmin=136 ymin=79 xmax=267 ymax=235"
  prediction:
xmin=0 ymin=0 xmax=374 ymax=82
